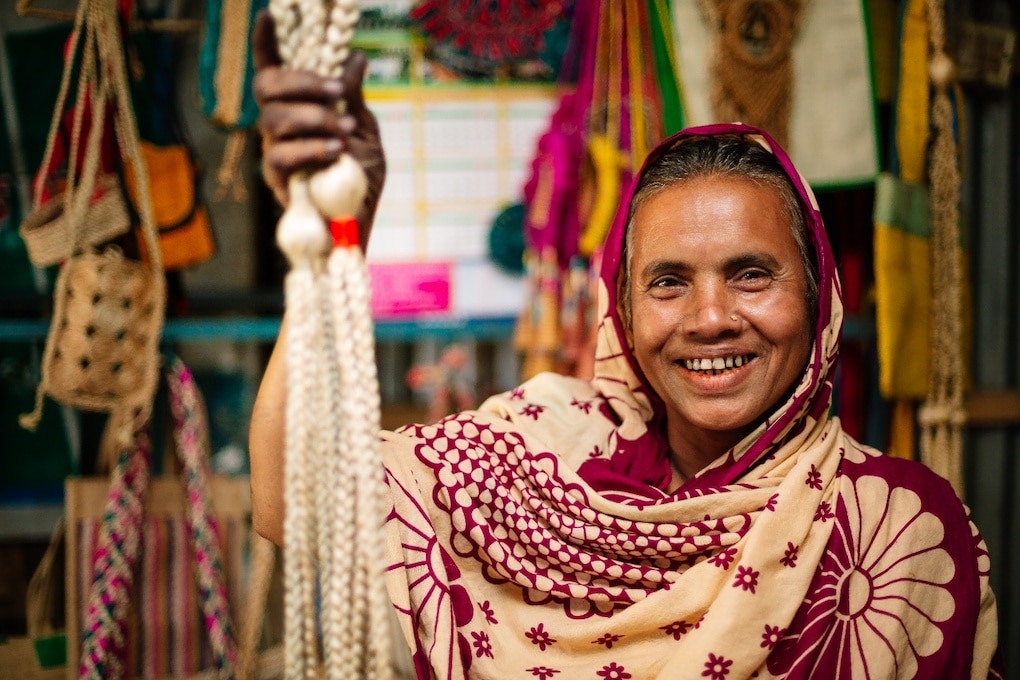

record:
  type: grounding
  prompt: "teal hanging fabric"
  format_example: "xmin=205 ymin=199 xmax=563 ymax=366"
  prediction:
xmin=199 ymin=0 xmax=267 ymax=130
xmin=199 ymin=0 xmax=268 ymax=200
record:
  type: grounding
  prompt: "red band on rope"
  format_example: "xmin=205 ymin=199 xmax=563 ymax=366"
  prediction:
xmin=329 ymin=217 xmax=360 ymax=248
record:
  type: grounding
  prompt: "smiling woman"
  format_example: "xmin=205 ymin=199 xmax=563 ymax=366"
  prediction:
xmin=248 ymin=31 xmax=1002 ymax=673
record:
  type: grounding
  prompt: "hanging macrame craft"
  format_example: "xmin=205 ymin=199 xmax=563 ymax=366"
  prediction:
xmin=514 ymin=1 xmax=594 ymax=380
xmin=917 ymin=0 xmax=965 ymax=495
xmin=266 ymin=0 xmax=393 ymax=677
xmin=19 ymin=0 xmax=165 ymax=448
xmin=698 ymin=0 xmax=806 ymax=150
xmin=517 ymin=0 xmax=671 ymax=380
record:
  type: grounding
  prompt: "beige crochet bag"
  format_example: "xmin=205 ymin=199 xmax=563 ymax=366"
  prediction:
xmin=24 ymin=247 xmax=164 ymax=419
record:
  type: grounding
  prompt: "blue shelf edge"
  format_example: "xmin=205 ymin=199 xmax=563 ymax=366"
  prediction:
xmin=0 ymin=316 xmax=521 ymax=343
xmin=0 ymin=314 xmax=874 ymax=344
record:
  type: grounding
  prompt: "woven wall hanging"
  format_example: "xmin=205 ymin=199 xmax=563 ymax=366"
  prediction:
xmin=698 ymin=0 xmax=805 ymax=150
xmin=671 ymin=0 xmax=879 ymax=186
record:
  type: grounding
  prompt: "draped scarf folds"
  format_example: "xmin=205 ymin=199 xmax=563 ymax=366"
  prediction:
xmin=380 ymin=124 xmax=998 ymax=679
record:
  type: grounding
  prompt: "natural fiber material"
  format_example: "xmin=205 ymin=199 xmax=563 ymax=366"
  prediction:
xmin=20 ymin=247 xmax=163 ymax=430
xmin=267 ymin=0 xmax=393 ymax=678
xmin=19 ymin=174 xmax=131 ymax=267
xmin=918 ymin=0 xmax=965 ymax=495
xmin=19 ymin=0 xmax=166 ymax=442
xmin=165 ymin=357 xmax=239 ymax=674
xmin=77 ymin=434 xmax=151 ymax=680
xmin=200 ymin=0 xmax=265 ymax=201
xmin=700 ymin=0 xmax=806 ymax=150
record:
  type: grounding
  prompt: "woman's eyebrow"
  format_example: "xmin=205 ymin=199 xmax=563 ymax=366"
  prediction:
xmin=640 ymin=258 xmax=693 ymax=280
xmin=726 ymin=252 xmax=782 ymax=270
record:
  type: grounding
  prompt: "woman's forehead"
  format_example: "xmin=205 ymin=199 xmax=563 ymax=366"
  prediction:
xmin=630 ymin=177 xmax=802 ymax=257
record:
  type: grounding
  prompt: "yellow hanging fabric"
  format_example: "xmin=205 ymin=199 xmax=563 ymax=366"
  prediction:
xmin=578 ymin=2 xmax=626 ymax=257
xmin=896 ymin=0 xmax=930 ymax=184
xmin=873 ymin=0 xmax=930 ymax=459
xmin=874 ymin=173 xmax=931 ymax=401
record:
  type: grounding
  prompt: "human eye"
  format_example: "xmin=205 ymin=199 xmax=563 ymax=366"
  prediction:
xmin=733 ymin=268 xmax=772 ymax=290
xmin=648 ymin=274 xmax=685 ymax=297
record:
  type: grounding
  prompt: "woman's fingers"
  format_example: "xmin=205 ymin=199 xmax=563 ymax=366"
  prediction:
xmin=253 ymin=6 xmax=386 ymax=216
xmin=252 ymin=10 xmax=282 ymax=70
xmin=261 ymin=137 xmax=344 ymax=205
xmin=254 ymin=66 xmax=343 ymax=106
xmin=263 ymin=137 xmax=343 ymax=180
xmin=259 ymin=100 xmax=343 ymax=141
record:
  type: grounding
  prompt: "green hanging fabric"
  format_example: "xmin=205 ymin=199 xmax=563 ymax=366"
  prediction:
xmin=647 ymin=0 xmax=684 ymax=134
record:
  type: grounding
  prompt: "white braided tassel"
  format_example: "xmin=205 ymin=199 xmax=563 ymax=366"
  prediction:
xmin=268 ymin=1 xmax=393 ymax=678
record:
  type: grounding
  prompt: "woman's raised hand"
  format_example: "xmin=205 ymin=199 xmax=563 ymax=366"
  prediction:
xmin=252 ymin=9 xmax=386 ymax=243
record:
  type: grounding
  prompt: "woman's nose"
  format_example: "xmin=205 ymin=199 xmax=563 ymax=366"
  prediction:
xmin=684 ymin=285 xmax=739 ymax=337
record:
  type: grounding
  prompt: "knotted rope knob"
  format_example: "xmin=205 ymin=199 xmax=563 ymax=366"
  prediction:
xmin=308 ymin=152 xmax=369 ymax=225
xmin=277 ymin=176 xmax=330 ymax=265
xmin=917 ymin=403 xmax=967 ymax=427
xmin=929 ymin=50 xmax=954 ymax=90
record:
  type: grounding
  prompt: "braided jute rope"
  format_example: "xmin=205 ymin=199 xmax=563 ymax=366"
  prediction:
xmin=166 ymin=357 xmax=239 ymax=674
xmin=918 ymin=0 xmax=965 ymax=495
xmin=78 ymin=433 xmax=150 ymax=680
xmin=266 ymin=1 xmax=392 ymax=678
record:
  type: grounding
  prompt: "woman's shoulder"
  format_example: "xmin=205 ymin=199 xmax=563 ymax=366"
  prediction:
xmin=838 ymin=437 xmax=974 ymax=529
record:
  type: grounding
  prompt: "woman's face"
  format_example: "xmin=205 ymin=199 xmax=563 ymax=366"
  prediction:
xmin=627 ymin=174 xmax=813 ymax=460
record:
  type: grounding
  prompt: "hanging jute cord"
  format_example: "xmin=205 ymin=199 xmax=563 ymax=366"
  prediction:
xmin=918 ymin=0 xmax=965 ymax=495
xmin=266 ymin=1 xmax=393 ymax=678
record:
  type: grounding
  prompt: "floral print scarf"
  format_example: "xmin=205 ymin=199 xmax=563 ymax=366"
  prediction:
xmin=379 ymin=124 xmax=1000 ymax=679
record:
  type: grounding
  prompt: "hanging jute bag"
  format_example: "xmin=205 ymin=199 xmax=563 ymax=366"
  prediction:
xmin=65 ymin=356 xmax=282 ymax=680
xmin=12 ymin=357 xmax=283 ymax=680
xmin=19 ymin=0 xmax=166 ymax=440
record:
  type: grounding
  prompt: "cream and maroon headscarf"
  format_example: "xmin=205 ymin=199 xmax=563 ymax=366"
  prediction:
xmin=380 ymin=124 xmax=1000 ymax=679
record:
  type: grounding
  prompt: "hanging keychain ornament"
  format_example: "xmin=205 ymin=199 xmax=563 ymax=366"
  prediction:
xmin=266 ymin=1 xmax=393 ymax=678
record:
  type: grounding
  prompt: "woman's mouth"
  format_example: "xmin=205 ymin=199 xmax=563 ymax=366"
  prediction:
xmin=681 ymin=354 xmax=754 ymax=375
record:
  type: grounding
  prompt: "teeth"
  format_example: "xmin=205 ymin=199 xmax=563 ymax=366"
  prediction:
xmin=684 ymin=354 xmax=751 ymax=372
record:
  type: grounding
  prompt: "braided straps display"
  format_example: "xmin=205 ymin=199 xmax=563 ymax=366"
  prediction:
xmin=266 ymin=2 xmax=393 ymax=678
